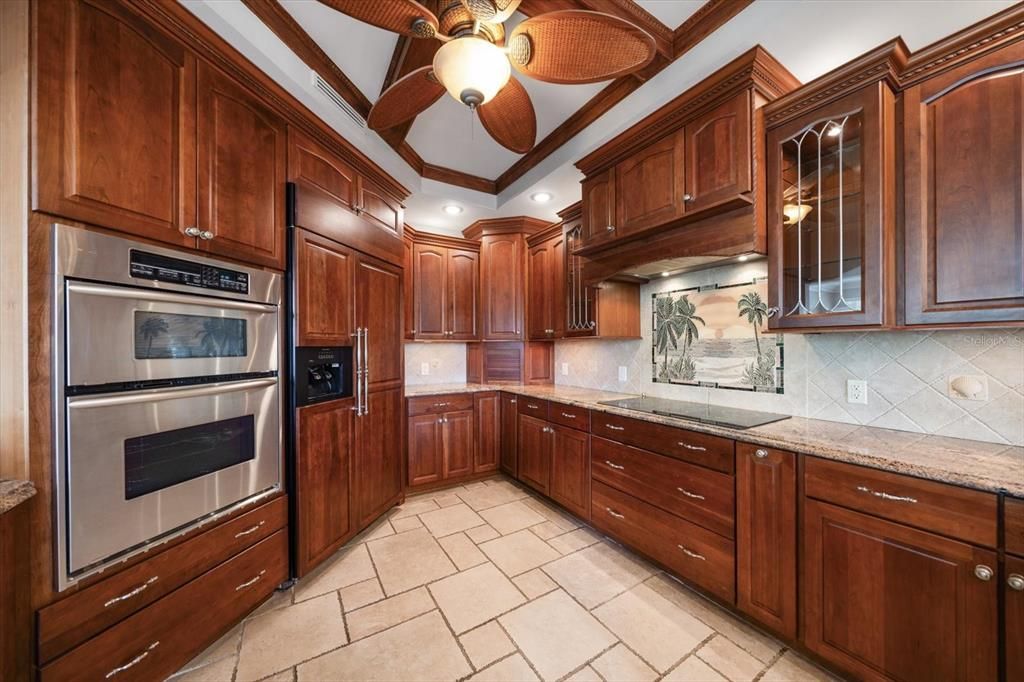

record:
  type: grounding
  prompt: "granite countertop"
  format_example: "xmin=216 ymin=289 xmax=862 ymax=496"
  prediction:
xmin=405 ymin=383 xmax=1024 ymax=496
xmin=0 ymin=479 xmax=36 ymax=515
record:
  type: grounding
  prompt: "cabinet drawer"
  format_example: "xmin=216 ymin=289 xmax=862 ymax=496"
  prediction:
xmin=38 ymin=495 xmax=286 ymax=663
xmin=1006 ymin=496 xmax=1024 ymax=557
xmin=548 ymin=402 xmax=590 ymax=431
xmin=804 ymin=457 xmax=997 ymax=547
xmin=517 ymin=398 xmax=549 ymax=419
xmin=592 ymin=413 xmax=734 ymax=474
xmin=592 ymin=437 xmax=734 ymax=538
xmin=41 ymin=531 xmax=288 ymax=682
xmin=407 ymin=394 xmax=474 ymax=416
xmin=591 ymin=481 xmax=735 ymax=602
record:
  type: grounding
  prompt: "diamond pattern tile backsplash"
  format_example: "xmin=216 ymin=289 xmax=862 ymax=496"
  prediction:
xmin=555 ymin=261 xmax=1024 ymax=446
xmin=405 ymin=343 xmax=467 ymax=386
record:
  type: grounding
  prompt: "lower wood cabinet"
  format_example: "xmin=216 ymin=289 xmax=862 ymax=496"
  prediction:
xmin=406 ymin=392 xmax=503 ymax=489
xmin=442 ymin=410 xmax=475 ymax=479
xmin=549 ymin=425 xmax=590 ymax=520
xmin=517 ymin=413 xmax=551 ymax=494
xmin=1007 ymin=554 xmax=1024 ymax=682
xmin=353 ymin=388 xmax=404 ymax=527
xmin=474 ymin=392 xmax=500 ymax=474
xmin=736 ymin=444 xmax=796 ymax=639
xmin=500 ymin=393 xmax=519 ymax=476
xmin=802 ymin=499 xmax=998 ymax=681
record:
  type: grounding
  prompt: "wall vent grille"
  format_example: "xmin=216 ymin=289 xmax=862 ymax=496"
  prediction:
xmin=311 ymin=70 xmax=366 ymax=127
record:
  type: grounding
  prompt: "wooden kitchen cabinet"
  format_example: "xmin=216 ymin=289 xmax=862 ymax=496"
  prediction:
xmin=765 ymin=46 xmax=903 ymax=330
xmin=1006 ymin=554 xmax=1024 ymax=682
xmin=684 ymin=90 xmax=751 ymax=212
xmin=474 ymin=392 xmax=500 ymax=474
xmin=580 ymin=168 xmax=615 ymax=247
xmin=480 ymin=234 xmax=525 ymax=340
xmin=802 ymin=499 xmax=998 ymax=681
xmin=34 ymin=0 xmax=197 ymax=250
xmin=500 ymin=393 xmax=519 ymax=476
xmin=407 ymin=413 xmax=443 ymax=487
xmin=357 ymin=176 xmax=402 ymax=237
xmin=614 ymin=129 xmax=686 ymax=236
xmin=293 ymin=229 xmax=353 ymax=346
xmin=294 ymin=399 xmax=352 ymax=577
xmin=447 ymin=249 xmax=479 ymax=340
xmin=527 ymin=228 xmax=565 ymax=340
xmin=354 ymin=387 xmax=404 ymax=527
xmin=902 ymin=39 xmax=1024 ymax=326
xmin=549 ymin=425 xmax=590 ymax=519
xmin=736 ymin=444 xmax=796 ymax=639
xmin=412 ymin=242 xmax=478 ymax=340
xmin=517 ymin=414 xmax=551 ymax=494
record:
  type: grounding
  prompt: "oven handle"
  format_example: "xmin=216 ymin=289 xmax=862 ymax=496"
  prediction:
xmin=68 ymin=377 xmax=278 ymax=409
xmin=67 ymin=281 xmax=278 ymax=313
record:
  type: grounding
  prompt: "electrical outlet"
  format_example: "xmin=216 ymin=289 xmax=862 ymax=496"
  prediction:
xmin=846 ymin=379 xmax=868 ymax=405
xmin=618 ymin=366 xmax=628 ymax=382
xmin=420 ymin=362 xmax=430 ymax=376
xmin=561 ymin=362 xmax=569 ymax=376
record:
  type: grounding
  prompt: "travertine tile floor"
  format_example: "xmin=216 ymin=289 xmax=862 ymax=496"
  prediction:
xmin=169 ymin=477 xmax=837 ymax=682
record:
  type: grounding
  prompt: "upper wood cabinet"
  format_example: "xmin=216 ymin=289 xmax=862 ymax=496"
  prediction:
xmin=358 ymin=176 xmax=403 ymax=237
xmin=287 ymin=127 xmax=359 ymax=213
xmin=527 ymin=228 xmax=565 ymax=340
xmin=480 ymin=234 xmax=525 ymax=340
xmin=765 ymin=45 xmax=904 ymax=331
xmin=410 ymin=238 xmax=479 ymax=341
xmin=685 ymin=91 xmax=752 ymax=211
xmin=34 ymin=0 xmax=196 ymax=250
xmin=902 ymin=39 xmax=1024 ymax=326
xmin=293 ymin=229 xmax=353 ymax=346
xmin=615 ymin=130 xmax=686 ymax=236
xmin=580 ymin=169 xmax=616 ymax=246
xmin=448 ymin=249 xmax=480 ymax=340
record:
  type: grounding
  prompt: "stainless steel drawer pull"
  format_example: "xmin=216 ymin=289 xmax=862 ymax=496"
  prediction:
xmin=855 ymin=485 xmax=917 ymax=503
xmin=527 ymin=403 xmax=540 ymax=409
xmin=105 ymin=641 xmax=159 ymax=678
xmin=678 ymin=545 xmax=706 ymax=561
xmin=561 ymin=412 xmax=576 ymax=419
xmin=605 ymin=507 xmax=624 ymax=519
xmin=754 ymin=449 xmax=769 ymax=458
xmin=103 ymin=576 xmax=159 ymax=608
xmin=1008 ymin=574 xmax=1024 ymax=591
xmin=235 ymin=569 xmax=267 ymax=591
xmin=510 ymin=399 xmax=517 ymax=404
xmin=234 ymin=520 xmax=266 ymax=539
xmin=677 ymin=488 xmax=705 ymax=500
xmin=433 ymin=402 xmax=451 ymax=408
xmin=605 ymin=424 xmax=625 ymax=431
xmin=605 ymin=460 xmax=625 ymax=470
xmin=677 ymin=442 xmax=707 ymax=452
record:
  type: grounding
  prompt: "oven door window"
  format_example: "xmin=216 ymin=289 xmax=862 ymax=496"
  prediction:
xmin=124 ymin=415 xmax=255 ymax=499
xmin=134 ymin=311 xmax=247 ymax=359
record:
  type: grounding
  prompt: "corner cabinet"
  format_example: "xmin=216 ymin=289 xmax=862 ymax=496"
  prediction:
xmin=902 ymin=39 xmax=1024 ymax=325
xmin=479 ymin=234 xmax=525 ymax=340
xmin=411 ymin=241 xmax=479 ymax=341
xmin=765 ymin=48 xmax=902 ymax=331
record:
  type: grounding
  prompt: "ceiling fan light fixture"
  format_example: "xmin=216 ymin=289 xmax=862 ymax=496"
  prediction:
xmin=432 ymin=37 xmax=511 ymax=107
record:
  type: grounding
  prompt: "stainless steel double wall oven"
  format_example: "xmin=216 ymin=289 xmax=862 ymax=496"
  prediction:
xmin=53 ymin=225 xmax=283 ymax=591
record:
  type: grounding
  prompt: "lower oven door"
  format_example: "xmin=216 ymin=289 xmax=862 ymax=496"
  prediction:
xmin=61 ymin=377 xmax=281 ymax=581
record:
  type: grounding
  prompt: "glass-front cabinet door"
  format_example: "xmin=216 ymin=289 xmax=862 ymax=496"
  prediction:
xmin=766 ymin=83 xmax=896 ymax=329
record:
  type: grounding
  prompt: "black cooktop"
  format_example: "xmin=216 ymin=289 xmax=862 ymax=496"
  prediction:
xmin=597 ymin=397 xmax=790 ymax=430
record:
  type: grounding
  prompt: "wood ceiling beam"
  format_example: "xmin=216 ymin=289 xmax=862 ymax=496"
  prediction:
xmin=241 ymin=0 xmax=371 ymax=118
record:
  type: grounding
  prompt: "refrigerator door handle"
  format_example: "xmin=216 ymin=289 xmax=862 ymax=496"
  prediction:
xmin=351 ymin=328 xmax=363 ymax=416
xmin=362 ymin=328 xmax=369 ymax=415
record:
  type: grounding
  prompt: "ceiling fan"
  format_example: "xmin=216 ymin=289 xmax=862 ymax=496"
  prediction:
xmin=319 ymin=0 xmax=657 ymax=153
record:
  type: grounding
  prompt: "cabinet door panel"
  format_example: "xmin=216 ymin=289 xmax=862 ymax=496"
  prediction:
xmin=474 ymin=393 xmax=500 ymax=474
xmin=481 ymin=235 xmax=523 ymax=340
xmin=447 ymin=250 xmax=479 ymax=339
xmin=581 ymin=169 xmax=615 ymax=246
xmin=358 ymin=177 xmax=403 ymax=237
xmin=443 ymin=410 xmax=475 ymax=479
xmin=685 ymin=91 xmax=751 ymax=211
xmin=803 ymin=500 xmax=997 ymax=681
xmin=295 ymin=400 xmax=352 ymax=576
xmin=550 ymin=426 xmax=589 ymax=519
xmin=35 ymin=0 xmax=195 ymax=247
xmin=736 ymin=444 xmax=795 ymax=638
xmin=355 ymin=256 xmax=403 ymax=390
xmin=500 ymin=393 xmax=519 ymax=477
xmin=517 ymin=414 xmax=550 ymax=494
xmin=527 ymin=241 xmax=551 ymax=339
xmin=1007 ymin=554 xmax=1024 ymax=682
xmin=615 ymin=130 xmax=685 ymax=235
xmin=196 ymin=62 xmax=286 ymax=269
xmin=287 ymin=128 xmax=358 ymax=211
xmin=414 ymin=245 xmax=447 ymax=339
xmin=354 ymin=388 xmax=403 ymax=526
xmin=408 ymin=414 xmax=442 ymax=487
xmin=294 ymin=229 xmax=353 ymax=346
xmin=903 ymin=43 xmax=1024 ymax=324
xmin=550 ymin=234 xmax=566 ymax=338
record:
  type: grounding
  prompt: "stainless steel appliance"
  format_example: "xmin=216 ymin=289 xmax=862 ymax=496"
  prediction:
xmin=597 ymin=396 xmax=790 ymax=429
xmin=53 ymin=225 xmax=283 ymax=591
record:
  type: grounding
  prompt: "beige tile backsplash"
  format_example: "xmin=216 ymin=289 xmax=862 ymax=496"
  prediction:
xmin=555 ymin=261 xmax=1024 ymax=446
xmin=405 ymin=342 xmax=467 ymax=386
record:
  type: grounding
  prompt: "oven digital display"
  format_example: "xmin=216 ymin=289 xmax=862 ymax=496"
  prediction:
xmin=123 ymin=415 xmax=256 ymax=500
xmin=134 ymin=311 xmax=247 ymax=359
xmin=129 ymin=249 xmax=249 ymax=294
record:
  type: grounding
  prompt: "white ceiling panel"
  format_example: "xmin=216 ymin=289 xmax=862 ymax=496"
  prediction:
xmin=636 ymin=1 xmax=705 ymax=28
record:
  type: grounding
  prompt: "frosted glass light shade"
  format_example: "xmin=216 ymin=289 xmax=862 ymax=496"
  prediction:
xmin=433 ymin=37 xmax=511 ymax=107
xmin=783 ymin=203 xmax=813 ymax=225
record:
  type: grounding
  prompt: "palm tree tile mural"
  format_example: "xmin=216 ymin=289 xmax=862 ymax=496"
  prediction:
xmin=651 ymin=278 xmax=783 ymax=393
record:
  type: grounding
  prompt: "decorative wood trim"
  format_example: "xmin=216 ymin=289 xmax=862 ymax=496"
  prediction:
xmin=405 ymin=224 xmax=480 ymax=251
xmin=526 ymin=222 xmax=564 ymax=246
xmin=422 ymin=163 xmax=498 ymax=195
xmin=672 ymin=0 xmax=752 ymax=56
xmin=462 ymin=216 xmax=550 ymax=240
xmin=762 ymin=39 xmax=909 ymax=129
xmin=556 ymin=200 xmax=582 ymax=222
xmin=899 ymin=3 xmax=1024 ymax=87
xmin=576 ymin=46 xmax=799 ymax=176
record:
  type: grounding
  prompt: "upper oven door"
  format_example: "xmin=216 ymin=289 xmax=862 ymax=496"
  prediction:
xmin=65 ymin=281 xmax=279 ymax=388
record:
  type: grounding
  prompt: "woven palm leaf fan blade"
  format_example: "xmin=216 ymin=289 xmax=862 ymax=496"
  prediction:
xmin=508 ymin=10 xmax=656 ymax=84
xmin=459 ymin=0 xmax=522 ymax=25
xmin=367 ymin=66 xmax=446 ymax=131
xmin=317 ymin=0 xmax=440 ymax=38
xmin=477 ymin=77 xmax=536 ymax=153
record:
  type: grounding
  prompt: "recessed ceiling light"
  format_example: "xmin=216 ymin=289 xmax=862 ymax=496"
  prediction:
xmin=661 ymin=271 xmax=670 ymax=278
xmin=530 ymin=191 xmax=553 ymax=203
xmin=442 ymin=204 xmax=463 ymax=215
xmin=737 ymin=254 xmax=749 ymax=262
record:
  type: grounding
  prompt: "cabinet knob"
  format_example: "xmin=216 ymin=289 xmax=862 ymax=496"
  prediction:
xmin=754 ymin=448 xmax=769 ymax=458
xmin=184 ymin=226 xmax=201 ymax=238
xmin=510 ymin=399 xmax=517 ymax=404
xmin=683 ymin=193 xmax=694 ymax=203
xmin=605 ymin=225 xmax=615 ymax=232
xmin=199 ymin=230 xmax=214 ymax=241
xmin=767 ymin=306 xmax=780 ymax=318
xmin=1009 ymin=574 xmax=1024 ymax=591
xmin=974 ymin=564 xmax=994 ymax=581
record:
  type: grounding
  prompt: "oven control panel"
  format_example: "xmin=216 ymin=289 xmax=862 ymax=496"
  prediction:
xmin=294 ymin=346 xmax=352 ymax=406
xmin=130 ymin=249 xmax=250 ymax=295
